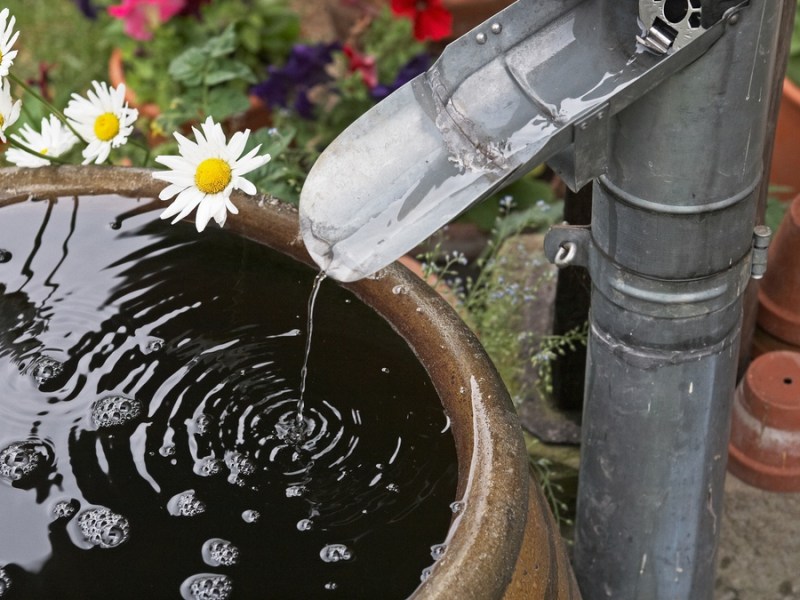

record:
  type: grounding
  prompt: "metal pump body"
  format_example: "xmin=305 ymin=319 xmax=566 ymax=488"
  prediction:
xmin=299 ymin=0 xmax=786 ymax=597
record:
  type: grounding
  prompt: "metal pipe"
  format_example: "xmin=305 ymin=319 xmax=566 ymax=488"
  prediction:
xmin=572 ymin=0 xmax=785 ymax=597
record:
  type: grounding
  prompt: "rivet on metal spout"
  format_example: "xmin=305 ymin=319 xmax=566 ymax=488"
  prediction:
xmin=751 ymin=225 xmax=773 ymax=279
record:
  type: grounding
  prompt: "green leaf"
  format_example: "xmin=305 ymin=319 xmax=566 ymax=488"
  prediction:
xmin=204 ymin=60 xmax=255 ymax=86
xmin=205 ymin=87 xmax=251 ymax=120
xmin=206 ymin=25 xmax=238 ymax=58
xmin=168 ymin=47 xmax=207 ymax=86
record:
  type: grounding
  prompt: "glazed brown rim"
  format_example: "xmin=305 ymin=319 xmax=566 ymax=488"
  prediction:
xmin=0 ymin=165 xmax=531 ymax=599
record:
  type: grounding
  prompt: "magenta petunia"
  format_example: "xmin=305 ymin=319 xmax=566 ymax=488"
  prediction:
xmin=108 ymin=0 xmax=186 ymax=41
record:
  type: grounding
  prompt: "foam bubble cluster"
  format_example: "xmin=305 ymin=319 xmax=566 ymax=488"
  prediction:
xmin=28 ymin=356 xmax=63 ymax=386
xmin=0 ymin=441 xmax=45 ymax=483
xmin=168 ymin=490 xmax=206 ymax=517
xmin=91 ymin=395 xmax=143 ymax=428
xmin=52 ymin=499 xmax=79 ymax=520
xmin=77 ymin=507 xmax=130 ymax=549
xmin=320 ymin=544 xmax=353 ymax=563
xmin=180 ymin=573 xmax=233 ymax=600
xmin=194 ymin=456 xmax=223 ymax=477
xmin=202 ymin=538 xmax=239 ymax=567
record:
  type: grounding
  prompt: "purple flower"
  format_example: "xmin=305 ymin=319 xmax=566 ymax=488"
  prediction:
xmin=73 ymin=0 xmax=98 ymax=19
xmin=371 ymin=53 xmax=431 ymax=101
xmin=251 ymin=42 xmax=340 ymax=119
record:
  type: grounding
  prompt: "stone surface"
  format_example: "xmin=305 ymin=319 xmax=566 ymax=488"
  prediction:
xmin=715 ymin=474 xmax=800 ymax=600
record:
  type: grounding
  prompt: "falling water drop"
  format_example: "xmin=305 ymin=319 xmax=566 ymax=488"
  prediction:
xmin=241 ymin=510 xmax=260 ymax=524
xmin=0 ymin=249 xmax=11 ymax=263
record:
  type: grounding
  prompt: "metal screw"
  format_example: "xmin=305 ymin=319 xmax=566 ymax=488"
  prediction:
xmin=490 ymin=22 xmax=502 ymax=34
xmin=728 ymin=12 xmax=740 ymax=25
xmin=476 ymin=32 xmax=487 ymax=44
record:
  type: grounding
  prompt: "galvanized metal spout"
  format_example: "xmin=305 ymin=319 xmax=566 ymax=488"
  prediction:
xmin=299 ymin=0 xmax=787 ymax=597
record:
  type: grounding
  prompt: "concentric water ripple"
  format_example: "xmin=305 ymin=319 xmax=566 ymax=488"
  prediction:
xmin=0 ymin=195 xmax=457 ymax=599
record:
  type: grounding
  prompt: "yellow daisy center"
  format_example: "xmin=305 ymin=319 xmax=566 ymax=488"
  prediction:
xmin=94 ymin=113 xmax=120 ymax=142
xmin=40 ymin=148 xmax=49 ymax=155
xmin=195 ymin=158 xmax=232 ymax=194
xmin=0 ymin=114 xmax=4 ymax=128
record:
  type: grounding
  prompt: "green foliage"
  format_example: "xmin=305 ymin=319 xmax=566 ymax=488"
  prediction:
xmin=530 ymin=323 xmax=589 ymax=399
xmin=116 ymin=1 xmax=298 ymax=127
xmin=787 ymin=4 xmax=800 ymax=85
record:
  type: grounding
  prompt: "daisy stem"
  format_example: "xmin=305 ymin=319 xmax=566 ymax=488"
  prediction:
xmin=8 ymin=72 xmax=85 ymax=142
xmin=7 ymin=138 xmax=72 ymax=165
xmin=128 ymin=138 xmax=151 ymax=166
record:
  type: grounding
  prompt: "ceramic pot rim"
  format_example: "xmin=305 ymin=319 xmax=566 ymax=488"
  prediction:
xmin=0 ymin=165 xmax=532 ymax=599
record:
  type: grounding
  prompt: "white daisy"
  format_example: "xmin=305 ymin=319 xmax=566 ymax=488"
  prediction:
xmin=63 ymin=81 xmax=138 ymax=165
xmin=0 ymin=8 xmax=19 ymax=77
xmin=5 ymin=114 xmax=79 ymax=167
xmin=153 ymin=116 xmax=271 ymax=232
xmin=0 ymin=77 xmax=20 ymax=143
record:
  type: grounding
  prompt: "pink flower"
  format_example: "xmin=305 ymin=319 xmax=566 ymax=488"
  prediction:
xmin=108 ymin=0 xmax=186 ymax=41
xmin=343 ymin=45 xmax=378 ymax=89
xmin=390 ymin=0 xmax=453 ymax=42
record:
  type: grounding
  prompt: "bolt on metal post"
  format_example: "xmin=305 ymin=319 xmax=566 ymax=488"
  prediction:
xmin=570 ymin=1 xmax=785 ymax=598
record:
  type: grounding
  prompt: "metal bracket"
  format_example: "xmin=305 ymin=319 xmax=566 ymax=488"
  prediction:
xmin=547 ymin=105 xmax=611 ymax=193
xmin=544 ymin=225 xmax=592 ymax=269
xmin=750 ymin=225 xmax=772 ymax=279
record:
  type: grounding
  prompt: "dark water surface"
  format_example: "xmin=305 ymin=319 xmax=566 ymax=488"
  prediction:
xmin=0 ymin=195 xmax=458 ymax=599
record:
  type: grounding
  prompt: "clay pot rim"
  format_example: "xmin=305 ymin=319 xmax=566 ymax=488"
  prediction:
xmin=0 ymin=165 xmax=534 ymax=599
xmin=783 ymin=76 xmax=800 ymax=108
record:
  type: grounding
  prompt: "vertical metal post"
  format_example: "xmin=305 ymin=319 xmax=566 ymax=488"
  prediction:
xmin=573 ymin=0 xmax=786 ymax=597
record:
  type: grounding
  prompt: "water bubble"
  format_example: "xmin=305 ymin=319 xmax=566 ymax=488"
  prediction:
xmin=296 ymin=518 xmax=313 ymax=531
xmin=0 ymin=441 xmax=46 ymax=483
xmin=180 ymin=573 xmax=233 ymax=600
xmin=167 ymin=490 xmax=206 ymax=517
xmin=109 ymin=220 xmax=122 ymax=230
xmin=194 ymin=456 xmax=223 ymax=477
xmin=0 ymin=249 xmax=11 ymax=263
xmin=91 ymin=395 xmax=142 ymax=429
xmin=142 ymin=338 xmax=164 ymax=354
xmin=380 ymin=367 xmax=390 ymax=374
xmin=324 ymin=582 xmax=338 ymax=591
xmin=28 ymin=356 xmax=64 ymax=386
xmin=450 ymin=501 xmax=464 ymax=514
xmin=320 ymin=544 xmax=352 ymax=563
xmin=241 ymin=510 xmax=260 ymax=524
xmin=77 ymin=507 xmax=130 ymax=549
xmin=420 ymin=566 xmax=433 ymax=582
xmin=194 ymin=415 xmax=211 ymax=435
xmin=52 ymin=499 xmax=79 ymax=520
xmin=430 ymin=543 xmax=447 ymax=560
xmin=285 ymin=484 xmax=306 ymax=498
xmin=0 ymin=567 xmax=10 ymax=596
xmin=202 ymin=538 xmax=239 ymax=567
xmin=385 ymin=483 xmax=399 ymax=493
xmin=224 ymin=451 xmax=255 ymax=482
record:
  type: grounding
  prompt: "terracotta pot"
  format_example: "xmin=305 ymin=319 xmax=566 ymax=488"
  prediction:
xmin=757 ymin=194 xmax=800 ymax=346
xmin=728 ymin=351 xmax=800 ymax=492
xmin=769 ymin=78 xmax=800 ymax=201
xmin=0 ymin=165 xmax=580 ymax=599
